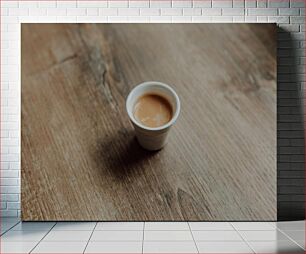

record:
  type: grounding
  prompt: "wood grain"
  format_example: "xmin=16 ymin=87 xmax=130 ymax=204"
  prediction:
xmin=21 ymin=24 xmax=277 ymax=221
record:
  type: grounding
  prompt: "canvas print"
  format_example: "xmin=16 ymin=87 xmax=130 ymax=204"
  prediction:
xmin=21 ymin=24 xmax=276 ymax=221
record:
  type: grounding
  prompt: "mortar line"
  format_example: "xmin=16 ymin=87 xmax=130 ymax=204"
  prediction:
xmin=29 ymin=222 xmax=57 ymax=253
xmin=83 ymin=222 xmax=97 ymax=254
xmin=187 ymin=222 xmax=200 ymax=254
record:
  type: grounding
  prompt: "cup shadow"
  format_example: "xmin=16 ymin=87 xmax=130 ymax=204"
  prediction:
xmin=94 ymin=130 xmax=159 ymax=179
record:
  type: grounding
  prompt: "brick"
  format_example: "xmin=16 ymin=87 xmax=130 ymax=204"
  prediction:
xmin=279 ymin=186 xmax=304 ymax=194
xmin=1 ymin=138 xmax=19 ymax=146
xmin=108 ymin=1 xmax=129 ymax=8
xmin=9 ymin=8 xmax=29 ymax=16
xmin=9 ymin=147 xmax=19 ymax=154
xmin=278 ymin=57 xmax=298 ymax=66
xmin=245 ymin=0 xmax=256 ymax=7
xmin=99 ymin=8 xmax=118 ymax=16
xmin=7 ymin=202 xmax=20 ymax=210
xmin=193 ymin=0 xmax=211 ymax=7
xmin=172 ymin=0 xmax=192 ymax=7
xmin=107 ymin=16 xmax=129 ymax=22
xmin=278 ymin=74 xmax=305 ymax=82
xmin=161 ymin=8 xmax=183 ymax=16
xmin=1 ymin=122 xmax=18 ymax=130
xmin=1 ymin=186 xmax=20 ymax=194
xmin=76 ymin=16 xmax=107 ymax=22
xmin=248 ymin=8 xmax=277 ymax=15
xmin=212 ymin=16 xmax=233 ymax=22
xmin=278 ymin=114 xmax=303 ymax=123
xmin=1 ymin=147 xmax=9 ymax=154
xmin=244 ymin=16 xmax=257 ymax=22
xmin=279 ymin=122 xmax=304 ymax=130
xmin=129 ymin=0 xmax=149 ymax=7
xmin=86 ymin=8 xmax=99 ymax=16
xmin=172 ymin=16 xmax=193 ymax=22
xmin=183 ymin=8 xmax=202 ymax=16
xmin=291 ymin=162 xmax=304 ymax=170
xmin=0 ymin=171 xmax=18 ymax=178
xmin=127 ymin=16 xmax=149 ymax=22
xmin=278 ymin=24 xmax=300 ymax=32
xmin=278 ymin=49 xmax=297 ymax=57
xmin=56 ymin=16 xmax=77 ymax=22
xmin=1 ymin=202 xmax=7 ymax=210
xmin=279 ymin=147 xmax=304 ymax=154
xmin=47 ymin=8 xmax=67 ymax=16
xmin=0 ymin=178 xmax=19 ymax=186
xmin=279 ymin=171 xmax=304 ymax=178
xmin=2 ymin=17 xmax=18 ymax=24
xmin=140 ymin=8 xmax=160 ymax=16
xmin=233 ymin=0 xmax=244 ymax=7
xmin=257 ymin=0 xmax=267 ymax=8
xmin=0 ymin=194 xmax=18 ymax=202
xmin=278 ymin=130 xmax=304 ymax=138
xmin=29 ymin=8 xmax=47 ymax=16
xmin=57 ymin=1 xmax=76 ymax=8
xmin=233 ymin=16 xmax=245 ymax=22
xmin=222 ymin=8 xmax=245 ymax=15
xmin=150 ymin=16 xmax=172 ymax=22
xmin=202 ymin=8 xmax=222 ymax=15
xmin=278 ymin=139 xmax=290 ymax=146
xmin=278 ymin=178 xmax=304 ymax=186
xmin=118 ymin=8 xmax=140 ymax=16
xmin=2 ymin=1 xmax=18 ymax=8
xmin=192 ymin=16 xmax=212 ymax=22
xmin=1 ymin=154 xmax=19 ymax=162
xmin=268 ymin=16 xmax=290 ymax=23
xmin=290 ymin=16 xmax=304 ymax=24
xmin=278 ymin=195 xmax=304 ymax=202
xmin=290 ymin=139 xmax=304 ymax=146
xmin=290 ymin=0 xmax=305 ymax=7
xmin=268 ymin=0 xmax=290 ymax=8
xmin=1 ymin=162 xmax=10 ymax=170
xmin=278 ymin=8 xmax=299 ymax=15
xmin=150 ymin=0 xmax=172 ymax=7
xmin=278 ymin=65 xmax=304 ymax=74
xmin=1 ymin=210 xmax=18 ymax=217
xmin=78 ymin=1 xmax=107 ymax=8
xmin=9 ymin=131 xmax=19 ymax=138
xmin=212 ymin=0 xmax=233 ymax=7
xmin=257 ymin=16 xmax=268 ymax=22
xmin=278 ymin=162 xmax=290 ymax=170
xmin=38 ymin=1 xmax=56 ymax=8
xmin=1 ymin=8 xmax=8 ymax=16
xmin=67 ymin=8 xmax=87 ymax=16
xmin=1 ymin=131 xmax=9 ymax=138
xmin=9 ymin=163 xmax=20 ymax=170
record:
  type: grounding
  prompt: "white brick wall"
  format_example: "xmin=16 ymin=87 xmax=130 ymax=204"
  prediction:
xmin=0 ymin=0 xmax=305 ymax=218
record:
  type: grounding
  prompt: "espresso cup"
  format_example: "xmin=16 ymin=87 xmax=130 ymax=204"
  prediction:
xmin=126 ymin=81 xmax=180 ymax=151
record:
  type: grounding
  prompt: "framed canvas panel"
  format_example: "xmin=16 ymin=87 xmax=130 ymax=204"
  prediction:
xmin=21 ymin=24 xmax=277 ymax=221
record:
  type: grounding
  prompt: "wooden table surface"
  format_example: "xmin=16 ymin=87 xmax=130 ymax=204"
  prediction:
xmin=21 ymin=24 xmax=277 ymax=221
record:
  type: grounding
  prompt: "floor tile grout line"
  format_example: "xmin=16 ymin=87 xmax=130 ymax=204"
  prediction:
xmin=229 ymin=222 xmax=256 ymax=254
xmin=141 ymin=222 xmax=145 ymax=254
xmin=83 ymin=222 xmax=97 ymax=254
xmin=276 ymin=227 xmax=305 ymax=250
xmin=0 ymin=220 xmax=21 ymax=236
xmin=187 ymin=222 xmax=200 ymax=254
xmin=29 ymin=222 xmax=57 ymax=254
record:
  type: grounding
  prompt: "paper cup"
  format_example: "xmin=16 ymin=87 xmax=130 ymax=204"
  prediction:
xmin=126 ymin=81 xmax=180 ymax=151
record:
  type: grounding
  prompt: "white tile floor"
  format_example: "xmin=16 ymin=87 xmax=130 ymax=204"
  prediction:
xmin=0 ymin=218 xmax=304 ymax=253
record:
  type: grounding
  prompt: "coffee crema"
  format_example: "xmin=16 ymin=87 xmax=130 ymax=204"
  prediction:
xmin=133 ymin=93 xmax=173 ymax=128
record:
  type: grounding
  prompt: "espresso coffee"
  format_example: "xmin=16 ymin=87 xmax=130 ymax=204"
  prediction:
xmin=133 ymin=93 xmax=173 ymax=128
